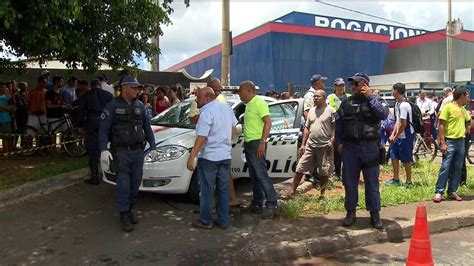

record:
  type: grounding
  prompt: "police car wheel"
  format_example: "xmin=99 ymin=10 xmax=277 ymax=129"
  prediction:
xmin=187 ymin=172 xmax=200 ymax=204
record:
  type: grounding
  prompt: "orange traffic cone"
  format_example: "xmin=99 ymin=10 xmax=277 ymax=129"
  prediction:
xmin=406 ymin=204 xmax=434 ymax=266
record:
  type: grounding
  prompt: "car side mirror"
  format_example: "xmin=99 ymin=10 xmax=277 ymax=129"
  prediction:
xmin=234 ymin=124 xmax=243 ymax=141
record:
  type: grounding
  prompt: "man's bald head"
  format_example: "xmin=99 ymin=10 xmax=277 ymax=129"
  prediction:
xmin=196 ymin=86 xmax=215 ymax=107
xmin=207 ymin=78 xmax=222 ymax=94
xmin=238 ymin=80 xmax=257 ymax=103
xmin=314 ymin=89 xmax=327 ymax=108
xmin=239 ymin=81 xmax=256 ymax=93
xmin=314 ymin=90 xmax=327 ymax=99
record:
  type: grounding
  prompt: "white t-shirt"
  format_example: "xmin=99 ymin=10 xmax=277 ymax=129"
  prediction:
xmin=439 ymin=95 xmax=453 ymax=113
xmin=303 ymin=88 xmax=316 ymax=111
xmin=395 ymin=101 xmax=414 ymax=139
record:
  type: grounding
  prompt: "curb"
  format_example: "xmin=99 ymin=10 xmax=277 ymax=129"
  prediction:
xmin=248 ymin=209 xmax=474 ymax=262
xmin=0 ymin=167 xmax=89 ymax=207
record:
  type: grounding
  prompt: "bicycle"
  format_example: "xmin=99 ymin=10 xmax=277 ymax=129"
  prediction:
xmin=413 ymin=133 xmax=438 ymax=162
xmin=467 ymin=140 xmax=474 ymax=164
xmin=22 ymin=113 xmax=86 ymax=157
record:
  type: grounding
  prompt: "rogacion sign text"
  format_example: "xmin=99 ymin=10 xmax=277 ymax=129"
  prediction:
xmin=314 ymin=16 xmax=426 ymax=40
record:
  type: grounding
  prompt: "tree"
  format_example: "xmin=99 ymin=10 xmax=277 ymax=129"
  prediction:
xmin=0 ymin=0 xmax=184 ymax=73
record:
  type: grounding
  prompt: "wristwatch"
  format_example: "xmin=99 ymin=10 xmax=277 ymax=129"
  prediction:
xmin=260 ymin=138 xmax=268 ymax=144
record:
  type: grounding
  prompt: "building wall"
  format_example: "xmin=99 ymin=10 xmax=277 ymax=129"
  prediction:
xmin=184 ymin=33 xmax=275 ymax=91
xmin=183 ymin=31 xmax=389 ymax=93
xmin=270 ymin=32 xmax=388 ymax=90
xmin=384 ymin=32 xmax=474 ymax=74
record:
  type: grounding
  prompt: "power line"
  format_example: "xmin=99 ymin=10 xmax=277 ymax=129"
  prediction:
xmin=316 ymin=1 xmax=473 ymax=43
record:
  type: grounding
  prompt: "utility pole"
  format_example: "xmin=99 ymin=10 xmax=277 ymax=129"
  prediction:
xmin=221 ymin=0 xmax=231 ymax=86
xmin=151 ymin=0 xmax=160 ymax=71
xmin=446 ymin=0 xmax=453 ymax=84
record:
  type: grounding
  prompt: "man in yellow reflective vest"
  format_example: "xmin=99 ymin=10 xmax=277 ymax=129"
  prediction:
xmin=327 ymin=78 xmax=351 ymax=180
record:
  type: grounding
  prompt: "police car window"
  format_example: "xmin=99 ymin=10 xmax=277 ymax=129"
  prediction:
xmin=151 ymin=100 xmax=194 ymax=128
xmin=269 ymin=104 xmax=295 ymax=130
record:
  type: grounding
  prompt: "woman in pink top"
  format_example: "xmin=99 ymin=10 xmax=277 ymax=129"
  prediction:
xmin=155 ymin=86 xmax=170 ymax=115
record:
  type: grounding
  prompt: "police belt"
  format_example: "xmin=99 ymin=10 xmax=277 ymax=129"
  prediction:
xmin=345 ymin=139 xmax=379 ymax=147
xmin=112 ymin=143 xmax=144 ymax=152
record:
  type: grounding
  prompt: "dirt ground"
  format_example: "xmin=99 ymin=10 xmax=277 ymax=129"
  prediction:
xmin=305 ymin=171 xmax=393 ymax=198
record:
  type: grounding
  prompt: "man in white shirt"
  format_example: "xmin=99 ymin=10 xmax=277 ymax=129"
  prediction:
xmin=186 ymin=87 xmax=237 ymax=230
xmin=416 ymin=89 xmax=435 ymax=138
xmin=386 ymin=83 xmax=415 ymax=187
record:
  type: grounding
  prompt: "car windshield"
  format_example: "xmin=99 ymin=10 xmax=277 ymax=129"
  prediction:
xmin=151 ymin=99 xmax=195 ymax=129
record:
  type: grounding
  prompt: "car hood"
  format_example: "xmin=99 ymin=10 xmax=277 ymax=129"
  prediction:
xmin=151 ymin=125 xmax=196 ymax=148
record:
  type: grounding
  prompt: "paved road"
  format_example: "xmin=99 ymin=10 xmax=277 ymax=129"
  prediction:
xmin=0 ymin=178 xmax=270 ymax=265
xmin=293 ymin=226 xmax=474 ymax=264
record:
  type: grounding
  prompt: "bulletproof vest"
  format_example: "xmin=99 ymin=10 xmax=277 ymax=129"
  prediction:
xmin=111 ymin=99 xmax=146 ymax=148
xmin=340 ymin=96 xmax=380 ymax=142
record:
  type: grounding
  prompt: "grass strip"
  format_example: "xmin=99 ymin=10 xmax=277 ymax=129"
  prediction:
xmin=0 ymin=156 xmax=88 ymax=190
xmin=281 ymin=161 xmax=474 ymax=218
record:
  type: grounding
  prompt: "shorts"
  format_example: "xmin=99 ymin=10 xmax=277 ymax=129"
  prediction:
xmin=295 ymin=145 xmax=334 ymax=177
xmin=390 ymin=134 xmax=414 ymax=163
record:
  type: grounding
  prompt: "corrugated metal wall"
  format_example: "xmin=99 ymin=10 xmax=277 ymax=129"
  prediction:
xmin=384 ymin=39 xmax=474 ymax=74
xmin=184 ymin=32 xmax=388 ymax=93
xmin=270 ymin=32 xmax=388 ymax=91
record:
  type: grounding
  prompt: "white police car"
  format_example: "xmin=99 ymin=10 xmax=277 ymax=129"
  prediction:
xmin=102 ymin=93 xmax=304 ymax=202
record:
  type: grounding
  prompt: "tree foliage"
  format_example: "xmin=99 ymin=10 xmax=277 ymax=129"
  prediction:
xmin=0 ymin=0 xmax=183 ymax=72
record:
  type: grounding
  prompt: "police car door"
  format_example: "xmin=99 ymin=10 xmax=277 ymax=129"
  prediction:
xmin=231 ymin=99 xmax=303 ymax=178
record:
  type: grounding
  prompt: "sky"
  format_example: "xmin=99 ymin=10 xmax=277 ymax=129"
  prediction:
xmin=155 ymin=0 xmax=474 ymax=71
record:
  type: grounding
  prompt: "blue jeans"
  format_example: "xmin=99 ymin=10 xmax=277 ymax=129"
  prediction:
xmin=197 ymin=158 xmax=231 ymax=227
xmin=435 ymin=138 xmax=465 ymax=195
xmin=244 ymin=140 xmax=278 ymax=208
xmin=114 ymin=149 xmax=144 ymax=213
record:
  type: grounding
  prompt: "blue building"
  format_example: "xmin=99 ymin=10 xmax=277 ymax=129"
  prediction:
xmin=166 ymin=12 xmax=473 ymax=94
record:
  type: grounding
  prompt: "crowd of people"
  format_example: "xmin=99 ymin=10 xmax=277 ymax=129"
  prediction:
xmin=0 ymin=70 xmax=190 ymax=154
xmin=284 ymin=73 xmax=471 ymax=229
xmin=1 ymin=69 xmax=472 ymax=233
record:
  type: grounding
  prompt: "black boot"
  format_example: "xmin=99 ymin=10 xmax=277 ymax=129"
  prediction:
xmin=84 ymin=159 xmax=100 ymax=185
xmin=120 ymin=212 xmax=134 ymax=232
xmin=129 ymin=206 xmax=139 ymax=225
xmin=370 ymin=212 xmax=383 ymax=229
xmin=342 ymin=210 xmax=356 ymax=227
xmin=84 ymin=177 xmax=100 ymax=185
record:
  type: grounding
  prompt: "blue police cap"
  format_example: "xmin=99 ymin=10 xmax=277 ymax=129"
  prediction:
xmin=310 ymin=74 xmax=328 ymax=84
xmin=347 ymin=73 xmax=370 ymax=84
xmin=120 ymin=75 xmax=143 ymax=88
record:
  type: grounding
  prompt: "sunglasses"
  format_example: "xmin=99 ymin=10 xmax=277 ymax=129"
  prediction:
xmin=350 ymin=81 xmax=360 ymax=87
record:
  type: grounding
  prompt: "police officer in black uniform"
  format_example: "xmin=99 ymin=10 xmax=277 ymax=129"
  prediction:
xmin=336 ymin=73 xmax=389 ymax=229
xmin=98 ymin=75 xmax=156 ymax=232
xmin=77 ymin=79 xmax=113 ymax=185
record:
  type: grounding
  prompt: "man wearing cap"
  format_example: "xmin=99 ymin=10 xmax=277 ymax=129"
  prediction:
xmin=327 ymin=78 xmax=351 ymax=180
xmin=77 ymin=79 xmax=114 ymax=185
xmin=98 ymin=75 xmax=156 ymax=232
xmin=336 ymin=73 xmax=389 ymax=229
xmin=97 ymin=74 xmax=115 ymax=97
xmin=304 ymin=74 xmax=327 ymax=118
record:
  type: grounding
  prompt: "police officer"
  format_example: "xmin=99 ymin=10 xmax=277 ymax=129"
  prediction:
xmin=98 ymin=75 xmax=156 ymax=232
xmin=327 ymin=78 xmax=351 ymax=181
xmin=336 ymin=73 xmax=389 ymax=229
xmin=77 ymin=79 xmax=113 ymax=185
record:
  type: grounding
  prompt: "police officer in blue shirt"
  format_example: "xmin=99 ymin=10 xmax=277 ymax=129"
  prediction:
xmin=77 ymin=79 xmax=113 ymax=185
xmin=336 ymin=73 xmax=389 ymax=229
xmin=98 ymin=75 xmax=156 ymax=232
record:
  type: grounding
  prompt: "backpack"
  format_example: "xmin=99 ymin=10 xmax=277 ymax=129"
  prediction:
xmin=395 ymin=100 xmax=424 ymax=134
